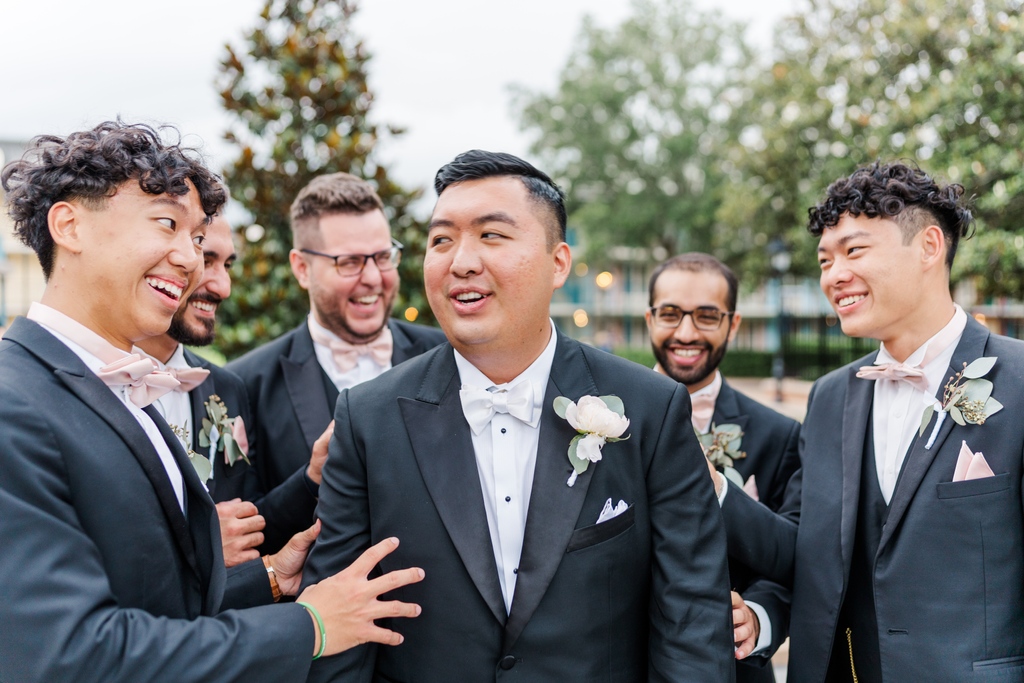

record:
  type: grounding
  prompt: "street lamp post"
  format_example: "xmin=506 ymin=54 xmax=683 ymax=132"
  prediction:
xmin=767 ymin=239 xmax=791 ymax=404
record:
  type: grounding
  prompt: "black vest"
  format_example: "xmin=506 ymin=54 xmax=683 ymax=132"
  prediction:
xmin=827 ymin=427 xmax=887 ymax=682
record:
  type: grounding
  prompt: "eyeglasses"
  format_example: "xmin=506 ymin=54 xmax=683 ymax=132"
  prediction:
xmin=649 ymin=304 xmax=732 ymax=331
xmin=300 ymin=238 xmax=403 ymax=277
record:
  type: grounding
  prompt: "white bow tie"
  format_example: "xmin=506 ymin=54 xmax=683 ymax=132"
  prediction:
xmin=459 ymin=380 xmax=537 ymax=435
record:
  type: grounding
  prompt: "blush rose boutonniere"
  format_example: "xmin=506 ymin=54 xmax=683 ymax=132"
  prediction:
xmin=199 ymin=395 xmax=251 ymax=469
xmin=554 ymin=395 xmax=630 ymax=487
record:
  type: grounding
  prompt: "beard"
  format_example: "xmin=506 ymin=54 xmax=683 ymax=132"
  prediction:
xmin=312 ymin=286 xmax=396 ymax=344
xmin=652 ymin=338 xmax=729 ymax=387
xmin=167 ymin=293 xmax=220 ymax=347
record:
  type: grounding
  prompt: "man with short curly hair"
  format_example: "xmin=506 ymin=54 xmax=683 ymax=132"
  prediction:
xmin=0 ymin=121 xmax=423 ymax=683
xmin=714 ymin=161 xmax=1024 ymax=682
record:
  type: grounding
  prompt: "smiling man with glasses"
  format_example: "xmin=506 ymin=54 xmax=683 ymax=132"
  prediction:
xmin=228 ymin=174 xmax=445 ymax=534
xmin=645 ymin=252 xmax=800 ymax=683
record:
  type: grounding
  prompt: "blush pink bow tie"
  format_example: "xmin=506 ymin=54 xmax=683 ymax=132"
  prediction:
xmin=311 ymin=325 xmax=393 ymax=373
xmin=690 ymin=392 xmax=717 ymax=432
xmin=26 ymin=303 xmax=182 ymax=408
xmin=856 ymin=362 xmax=929 ymax=392
xmin=165 ymin=365 xmax=211 ymax=392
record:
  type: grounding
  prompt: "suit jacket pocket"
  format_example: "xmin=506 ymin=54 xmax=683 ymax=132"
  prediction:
xmin=973 ymin=654 xmax=1024 ymax=671
xmin=936 ymin=472 xmax=1010 ymax=499
xmin=566 ymin=505 xmax=635 ymax=553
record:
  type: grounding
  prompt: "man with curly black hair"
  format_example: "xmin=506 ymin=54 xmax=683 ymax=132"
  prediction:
xmin=713 ymin=161 xmax=1024 ymax=682
xmin=0 ymin=121 xmax=423 ymax=683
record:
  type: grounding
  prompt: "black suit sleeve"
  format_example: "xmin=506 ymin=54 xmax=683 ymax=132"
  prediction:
xmin=722 ymin=470 xmax=800 ymax=586
xmin=762 ymin=418 xmax=801 ymax=513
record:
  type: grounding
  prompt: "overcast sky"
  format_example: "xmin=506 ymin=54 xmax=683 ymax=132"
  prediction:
xmin=0 ymin=0 xmax=794 ymax=216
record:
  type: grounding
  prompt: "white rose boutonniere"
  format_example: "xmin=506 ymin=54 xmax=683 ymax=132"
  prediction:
xmin=919 ymin=356 xmax=1003 ymax=449
xmin=554 ymin=395 xmax=630 ymax=487
xmin=698 ymin=423 xmax=748 ymax=489
xmin=199 ymin=394 xmax=252 ymax=467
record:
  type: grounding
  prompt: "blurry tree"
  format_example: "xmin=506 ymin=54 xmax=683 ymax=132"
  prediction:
xmin=722 ymin=0 xmax=1024 ymax=293
xmin=513 ymin=0 xmax=758 ymax=265
xmin=215 ymin=0 xmax=429 ymax=359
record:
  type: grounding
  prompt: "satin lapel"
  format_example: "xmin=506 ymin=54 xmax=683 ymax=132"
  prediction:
xmin=187 ymin=373 xmax=214 ymax=453
xmin=880 ymin=319 xmax=991 ymax=551
xmin=389 ymin=320 xmax=415 ymax=365
xmin=399 ymin=348 xmax=506 ymax=626
xmin=503 ymin=335 xmax=599 ymax=653
xmin=841 ymin=365 xmax=873 ymax=570
xmin=281 ymin=329 xmax=334 ymax=452
xmin=712 ymin=382 xmax=750 ymax=435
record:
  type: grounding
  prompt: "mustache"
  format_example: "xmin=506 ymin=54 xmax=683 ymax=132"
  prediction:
xmin=188 ymin=291 xmax=223 ymax=306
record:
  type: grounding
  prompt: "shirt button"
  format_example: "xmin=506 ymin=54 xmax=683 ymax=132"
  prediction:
xmin=513 ymin=568 xmax=518 ymax=574
xmin=500 ymin=428 xmax=507 ymax=434
xmin=505 ymin=496 xmax=511 ymax=502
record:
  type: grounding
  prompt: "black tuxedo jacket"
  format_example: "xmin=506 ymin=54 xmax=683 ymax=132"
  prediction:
xmin=226 ymin=319 xmax=445 ymax=499
xmin=723 ymin=318 xmax=1024 ymax=682
xmin=184 ymin=349 xmax=319 ymax=551
xmin=713 ymin=380 xmax=800 ymax=683
xmin=303 ymin=334 xmax=734 ymax=682
xmin=0 ymin=318 xmax=313 ymax=683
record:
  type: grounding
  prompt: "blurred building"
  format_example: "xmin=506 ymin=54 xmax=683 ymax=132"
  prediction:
xmin=0 ymin=140 xmax=46 ymax=334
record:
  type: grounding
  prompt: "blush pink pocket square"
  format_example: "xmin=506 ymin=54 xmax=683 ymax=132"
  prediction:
xmin=952 ymin=440 xmax=995 ymax=482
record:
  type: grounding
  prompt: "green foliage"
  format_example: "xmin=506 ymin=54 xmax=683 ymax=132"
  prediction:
xmin=721 ymin=0 xmax=1024 ymax=290
xmin=512 ymin=0 xmax=758 ymax=265
xmin=215 ymin=0 xmax=428 ymax=359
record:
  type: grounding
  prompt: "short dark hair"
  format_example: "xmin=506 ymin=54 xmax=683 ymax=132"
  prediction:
xmin=1 ymin=121 xmax=226 ymax=278
xmin=433 ymin=150 xmax=567 ymax=247
xmin=648 ymin=252 xmax=738 ymax=311
xmin=807 ymin=161 xmax=973 ymax=268
xmin=289 ymin=172 xmax=386 ymax=250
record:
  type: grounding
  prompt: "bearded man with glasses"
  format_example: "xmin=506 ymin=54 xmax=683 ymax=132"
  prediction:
xmin=645 ymin=252 xmax=801 ymax=683
xmin=228 ymin=173 xmax=445 ymax=529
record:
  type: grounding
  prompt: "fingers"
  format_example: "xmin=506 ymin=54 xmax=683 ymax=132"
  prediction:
xmin=217 ymin=499 xmax=259 ymax=520
xmin=367 ymin=566 xmax=426 ymax=597
xmin=346 ymin=536 xmax=403 ymax=577
xmin=731 ymin=591 xmax=760 ymax=659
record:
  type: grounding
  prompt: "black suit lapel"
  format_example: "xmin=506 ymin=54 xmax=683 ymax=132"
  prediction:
xmin=281 ymin=326 xmax=335 ymax=451
xmin=841 ymin=363 xmax=874 ymax=571
xmin=503 ymin=335 xmax=599 ymax=652
xmin=399 ymin=347 xmax=507 ymax=626
xmin=711 ymin=381 xmax=751 ymax=438
xmin=881 ymin=318 xmax=991 ymax=551
xmin=389 ymin=320 xmax=418 ymax=366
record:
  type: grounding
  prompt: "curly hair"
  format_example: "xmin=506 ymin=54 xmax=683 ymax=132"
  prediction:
xmin=807 ymin=161 xmax=973 ymax=268
xmin=1 ymin=121 xmax=226 ymax=278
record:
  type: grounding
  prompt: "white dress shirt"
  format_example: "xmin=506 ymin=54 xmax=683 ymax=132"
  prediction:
xmin=690 ymin=370 xmax=723 ymax=434
xmin=145 ymin=345 xmax=201 ymax=471
xmin=870 ymin=305 xmax=966 ymax=503
xmin=309 ymin=315 xmax=392 ymax=392
xmin=454 ymin=321 xmax=558 ymax=614
xmin=35 ymin=319 xmax=186 ymax=512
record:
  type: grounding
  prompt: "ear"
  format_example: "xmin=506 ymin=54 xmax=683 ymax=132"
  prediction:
xmin=644 ymin=307 xmax=654 ymax=331
xmin=919 ymin=224 xmax=946 ymax=271
xmin=47 ymin=201 xmax=84 ymax=254
xmin=551 ymin=241 xmax=572 ymax=289
xmin=289 ymin=249 xmax=312 ymax=291
xmin=726 ymin=311 xmax=742 ymax=343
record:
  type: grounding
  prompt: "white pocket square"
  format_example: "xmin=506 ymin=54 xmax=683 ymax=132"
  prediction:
xmin=596 ymin=498 xmax=629 ymax=524
xmin=953 ymin=440 xmax=995 ymax=482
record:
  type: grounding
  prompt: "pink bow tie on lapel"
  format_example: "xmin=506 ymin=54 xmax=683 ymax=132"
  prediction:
xmin=25 ymin=303 xmax=182 ymax=408
xmin=311 ymin=325 xmax=393 ymax=373
xmin=165 ymin=366 xmax=211 ymax=392
xmin=690 ymin=392 xmax=717 ymax=432
xmin=856 ymin=362 xmax=929 ymax=392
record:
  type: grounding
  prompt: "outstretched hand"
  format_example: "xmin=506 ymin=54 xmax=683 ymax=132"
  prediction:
xmin=732 ymin=591 xmax=761 ymax=659
xmin=269 ymin=520 xmax=321 ymax=596
xmin=297 ymin=537 xmax=424 ymax=658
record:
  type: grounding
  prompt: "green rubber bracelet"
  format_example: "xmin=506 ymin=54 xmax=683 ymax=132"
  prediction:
xmin=298 ymin=601 xmax=327 ymax=660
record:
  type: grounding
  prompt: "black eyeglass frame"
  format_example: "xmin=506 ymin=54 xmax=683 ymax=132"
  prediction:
xmin=648 ymin=304 xmax=734 ymax=331
xmin=299 ymin=238 xmax=404 ymax=277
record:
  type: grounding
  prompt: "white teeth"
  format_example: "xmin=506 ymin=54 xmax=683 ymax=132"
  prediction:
xmin=455 ymin=292 xmax=484 ymax=302
xmin=354 ymin=295 xmax=379 ymax=305
xmin=146 ymin=277 xmax=182 ymax=300
xmin=838 ymin=295 xmax=865 ymax=307
xmin=191 ymin=300 xmax=215 ymax=312
xmin=670 ymin=348 xmax=702 ymax=358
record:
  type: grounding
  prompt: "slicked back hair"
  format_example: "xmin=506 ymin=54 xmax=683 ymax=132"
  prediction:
xmin=648 ymin=252 xmax=738 ymax=311
xmin=1 ymin=120 xmax=226 ymax=278
xmin=807 ymin=161 xmax=973 ymax=268
xmin=289 ymin=172 xmax=386 ymax=250
xmin=433 ymin=150 xmax=567 ymax=248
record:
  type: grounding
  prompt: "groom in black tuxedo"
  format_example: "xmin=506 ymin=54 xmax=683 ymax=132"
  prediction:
xmin=716 ymin=162 xmax=1024 ymax=682
xmin=303 ymin=150 xmax=733 ymax=682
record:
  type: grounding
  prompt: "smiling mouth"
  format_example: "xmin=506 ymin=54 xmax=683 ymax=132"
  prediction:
xmin=190 ymin=300 xmax=216 ymax=313
xmin=453 ymin=292 xmax=487 ymax=304
xmin=837 ymin=294 xmax=865 ymax=308
xmin=352 ymin=294 xmax=381 ymax=306
xmin=146 ymin=277 xmax=183 ymax=301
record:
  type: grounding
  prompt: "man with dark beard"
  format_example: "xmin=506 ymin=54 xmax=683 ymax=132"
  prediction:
xmin=645 ymin=252 xmax=800 ymax=683
xmin=138 ymin=214 xmax=330 ymax=559
xmin=227 ymin=173 xmax=445 ymax=531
